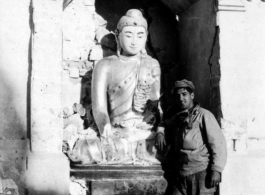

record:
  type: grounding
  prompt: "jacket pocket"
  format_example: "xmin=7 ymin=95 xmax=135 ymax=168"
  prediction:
xmin=182 ymin=121 xmax=201 ymax=150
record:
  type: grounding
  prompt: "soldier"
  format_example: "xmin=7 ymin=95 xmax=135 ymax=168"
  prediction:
xmin=156 ymin=79 xmax=227 ymax=195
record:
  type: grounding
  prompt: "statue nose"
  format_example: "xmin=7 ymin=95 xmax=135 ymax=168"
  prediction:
xmin=132 ymin=37 xmax=137 ymax=45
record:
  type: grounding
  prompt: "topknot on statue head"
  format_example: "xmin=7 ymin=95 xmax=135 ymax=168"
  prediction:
xmin=116 ymin=9 xmax=148 ymax=34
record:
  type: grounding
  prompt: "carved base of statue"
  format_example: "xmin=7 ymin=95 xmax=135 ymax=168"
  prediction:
xmin=70 ymin=164 xmax=167 ymax=195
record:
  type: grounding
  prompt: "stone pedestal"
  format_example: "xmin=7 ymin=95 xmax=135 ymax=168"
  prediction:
xmin=71 ymin=165 xmax=167 ymax=195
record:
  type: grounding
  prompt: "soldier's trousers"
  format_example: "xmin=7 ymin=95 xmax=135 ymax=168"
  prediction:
xmin=172 ymin=169 xmax=216 ymax=195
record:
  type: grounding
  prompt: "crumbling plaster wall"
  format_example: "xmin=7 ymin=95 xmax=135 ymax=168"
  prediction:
xmin=244 ymin=0 xmax=265 ymax=139
xmin=0 ymin=0 xmax=31 ymax=194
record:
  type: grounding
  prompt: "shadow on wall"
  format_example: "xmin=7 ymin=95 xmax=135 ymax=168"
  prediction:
xmin=176 ymin=0 xmax=221 ymax=119
xmin=0 ymin=1 xmax=33 ymax=195
xmin=27 ymin=0 xmax=33 ymax=144
xmin=0 ymin=54 xmax=29 ymax=195
xmin=0 ymin=73 xmax=26 ymax=139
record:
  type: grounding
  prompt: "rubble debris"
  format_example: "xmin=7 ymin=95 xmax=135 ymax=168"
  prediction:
xmin=89 ymin=45 xmax=103 ymax=61
xmin=69 ymin=178 xmax=88 ymax=195
xmin=0 ymin=178 xmax=19 ymax=195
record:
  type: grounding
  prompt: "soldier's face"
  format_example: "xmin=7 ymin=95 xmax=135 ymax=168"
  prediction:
xmin=175 ymin=88 xmax=194 ymax=111
xmin=118 ymin=26 xmax=147 ymax=56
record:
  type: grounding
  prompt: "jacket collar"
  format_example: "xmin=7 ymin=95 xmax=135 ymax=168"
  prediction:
xmin=176 ymin=102 xmax=200 ymax=116
xmin=176 ymin=103 xmax=200 ymax=128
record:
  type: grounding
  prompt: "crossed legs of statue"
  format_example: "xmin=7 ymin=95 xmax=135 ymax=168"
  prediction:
xmin=100 ymin=128 xmax=159 ymax=165
xmin=66 ymin=118 xmax=160 ymax=165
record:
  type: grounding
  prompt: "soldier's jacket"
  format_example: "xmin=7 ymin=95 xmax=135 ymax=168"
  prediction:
xmin=158 ymin=103 xmax=227 ymax=176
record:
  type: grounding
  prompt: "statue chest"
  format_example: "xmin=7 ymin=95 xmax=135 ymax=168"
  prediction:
xmin=108 ymin=58 xmax=154 ymax=91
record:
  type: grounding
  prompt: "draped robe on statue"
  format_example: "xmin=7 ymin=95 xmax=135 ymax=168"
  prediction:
xmin=92 ymin=54 xmax=161 ymax=143
xmin=67 ymin=53 xmax=162 ymax=165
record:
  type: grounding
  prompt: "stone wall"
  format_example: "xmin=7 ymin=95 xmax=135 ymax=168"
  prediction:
xmin=218 ymin=0 xmax=265 ymax=194
xmin=244 ymin=0 xmax=265 ymax=139
xmin=218 ymin=0 xmax=265 ymax=151
xmin=0 ymin=0 xmax=31 ymax=194
xmin=0 ymin=0 xmax=30 ymax=140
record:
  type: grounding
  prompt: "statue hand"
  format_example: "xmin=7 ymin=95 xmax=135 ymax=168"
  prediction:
xmin=101 ymin=123 xmax=111 ymax=139
xmin=211 ymin=171 xmax=221 ymax=187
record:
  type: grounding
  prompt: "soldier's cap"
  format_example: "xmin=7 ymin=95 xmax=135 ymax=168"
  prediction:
xmin=171 ymin=79 xmax=195 ymax=94
xmin=116 ymin=9 xmax=148 ymax=33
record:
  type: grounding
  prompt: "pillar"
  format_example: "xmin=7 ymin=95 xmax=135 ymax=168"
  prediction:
xmin=218 ymin=0 xmax=247 ymax=126
xmin=217 ymin=0 xmax=248 ymax=156
xmin=26 ymin=0 xmax=69 ymax=194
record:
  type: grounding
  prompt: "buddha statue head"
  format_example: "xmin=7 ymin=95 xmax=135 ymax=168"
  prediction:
xmin=115 ymin=9 xmax=148 ymax=56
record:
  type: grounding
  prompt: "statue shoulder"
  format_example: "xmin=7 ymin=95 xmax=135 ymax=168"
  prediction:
xmin=94 ymin=55 xmax=118 ymax=71
xmin=93 ymin=56 xmax=118 ymax=80
xmin=145 ymin=55 xmax=161 ymax=76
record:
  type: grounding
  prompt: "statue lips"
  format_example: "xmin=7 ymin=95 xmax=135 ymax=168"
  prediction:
xmin=130 ymin=46 xmax=138 ymax=49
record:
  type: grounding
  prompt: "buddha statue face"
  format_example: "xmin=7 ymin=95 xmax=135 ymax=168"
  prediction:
xmin=116 ymin=9 xmax=148 ymax=56
xmin=118 ymin=25 xmax=147 ymax=56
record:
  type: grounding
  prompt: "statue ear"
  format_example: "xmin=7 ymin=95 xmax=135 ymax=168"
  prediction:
xmin=114 ymin=31 xmax=122 ymax=56
xmin=117 ymin=43 xmax=122 ymax=56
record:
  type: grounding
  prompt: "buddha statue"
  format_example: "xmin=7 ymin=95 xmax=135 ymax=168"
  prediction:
xmin=67 ymin=9 xmax=162 ymax=165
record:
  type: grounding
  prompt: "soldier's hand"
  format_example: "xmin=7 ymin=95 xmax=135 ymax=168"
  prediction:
xmin=155 ymin=133 xmax=166 ymax=151
xmin=211 ymin=171 xmax=221 ymax=187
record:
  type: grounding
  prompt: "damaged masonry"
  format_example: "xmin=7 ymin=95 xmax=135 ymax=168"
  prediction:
xmin=1 ymin=0 xmax=265 ymax=195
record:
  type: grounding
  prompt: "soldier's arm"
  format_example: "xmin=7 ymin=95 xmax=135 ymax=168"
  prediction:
xmin=156 ymin=108 xmax=178 ymax=150
xmin=202 ymin=111 xmax=227 ymax=173
xmin=92 ymin=59 xmax=111 ymax=136
xmin=149 ymin=59 xmax=166 ymax=149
